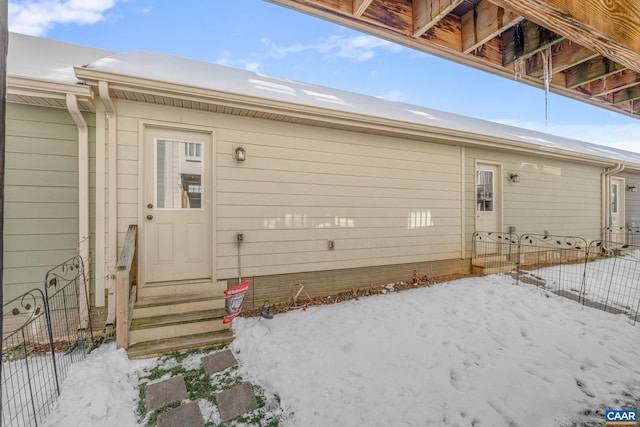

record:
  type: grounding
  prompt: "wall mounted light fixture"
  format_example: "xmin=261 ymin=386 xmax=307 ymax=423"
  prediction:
xmin=627 ymin=184 xmax=638 ymax=192
xmin=234 ymin=145 xmax=246 ymax=161
xmin=509 ymin=173 xmax=521 ymax=183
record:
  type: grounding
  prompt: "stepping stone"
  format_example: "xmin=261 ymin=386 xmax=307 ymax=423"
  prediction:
xmin=156 ymin=401 xmax=204 ymax=427
xmin=146 ymin=376 xmax=188 ymax=412
xmin=217 ymin=382 xmax=258 ymax=422
xmin=202 ymin=349 xmax=237 ymax=376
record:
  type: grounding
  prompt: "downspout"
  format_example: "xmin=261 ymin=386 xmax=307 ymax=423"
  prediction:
xmin=98 ymin=81 xmax=119 ymax=328
xmin=460 ymin=147 xmax=465 ymax=259
xmin=602 ymin=163 xmax=625 ymax=231
xmin=66 ymin=93 xmax=91 ymax=330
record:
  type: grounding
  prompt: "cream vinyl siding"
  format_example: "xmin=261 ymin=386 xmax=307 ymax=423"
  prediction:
xmin=618 ymin=171 xmax=640 ymax=228
xmin=115 ymin=102 xmax=463 ymax=281
xmin=465 ymin=148 xmax=602 ymax=250
xmin=112 ymin=112 xmax=140 ymax=249
xmin=4 ymin=103 xmax=97 ymax=302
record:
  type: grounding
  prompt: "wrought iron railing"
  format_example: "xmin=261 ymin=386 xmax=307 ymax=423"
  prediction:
xmin=2 ymin=256 xmax=94 ymax=426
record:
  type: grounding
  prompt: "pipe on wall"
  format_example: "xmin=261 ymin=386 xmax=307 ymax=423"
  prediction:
xmin=66 ymin=93 xmax=91 ymax=330
xmin=98 ymin=81 xmax=119 ymax=328
xmin=94 ymin=100 xmax=106 ymax=309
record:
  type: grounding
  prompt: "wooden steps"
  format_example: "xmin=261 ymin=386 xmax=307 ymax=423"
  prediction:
xmin=127 ymin=330 xmax=234 ymax=359
xmin=126 ymin=280 xmax=233 ymax=359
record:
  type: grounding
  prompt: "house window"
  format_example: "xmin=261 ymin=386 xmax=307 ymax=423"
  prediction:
xmin=155 ymin=139 xmax=204 ymax=209
xmin=476 ymin=170 xmax=494 ymax=212
xmin=611 ymin=182 xmax=619 ymax=214
xmin=184 ymin=142 xmax=201 ymax=161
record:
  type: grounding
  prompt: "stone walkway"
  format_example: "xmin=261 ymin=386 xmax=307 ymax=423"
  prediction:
xmin=145 ymin=349 xmax=258 ymax=426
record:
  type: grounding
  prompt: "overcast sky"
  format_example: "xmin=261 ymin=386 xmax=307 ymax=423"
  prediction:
xmin=8 ymin=0 xmax=640 ymax=154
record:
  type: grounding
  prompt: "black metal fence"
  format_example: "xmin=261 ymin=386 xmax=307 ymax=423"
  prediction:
xmin=2 ymin=256 xmax=94 ymax=427
xmin=472 ymin=232 xmax=640 ymax=325
xmin=603 ymin=226 xmax=640 ymax=246
xmin=471 ymin=232 xmax=519 ymax=275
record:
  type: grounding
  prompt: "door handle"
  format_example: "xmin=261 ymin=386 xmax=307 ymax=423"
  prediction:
xmin=146 ymin=214 xmax=153 ymax=220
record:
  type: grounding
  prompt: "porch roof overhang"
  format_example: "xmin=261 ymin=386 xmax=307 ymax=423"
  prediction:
xmin=265 ymin=0 xmax=640 ymax=120
xmin=75 ymin=64 xmax=640 ymax=171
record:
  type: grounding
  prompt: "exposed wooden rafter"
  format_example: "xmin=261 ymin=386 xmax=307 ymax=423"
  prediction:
xmin=461 ymin=0 xmax=522 ymax=54
xmin=565 ymin=57 xmax=626 ymax=89
xmin=525 ymin=39 xmax=599 ymax=78
xmin=488 ymin=0 xmax=640 ymax=72
xmin=613 ymin=86 xmax=640 ymax=104
xmin=266 ymin=0 xmax=640 ymax=120
xmin=353 ymin=0 xmax=374 ymax=17
xmin=588 ymin=70 xmax=640 ymax=98
xmin=501 ymin=20 xmax=562 ymax=67
xmin=413 ymin=0 xmax=464 ymax=37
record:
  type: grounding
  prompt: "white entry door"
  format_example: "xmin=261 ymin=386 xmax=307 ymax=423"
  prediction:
xmin=476 ymin=163 xmax=501 ymax=233
xmin=610 ymin=177 xmax=625 ymax=227
xmin=144 ymin=127 xmax=212 ymax=284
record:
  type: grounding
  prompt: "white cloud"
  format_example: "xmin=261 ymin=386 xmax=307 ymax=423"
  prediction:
xmin=260 ymin=33 xmax=405 ymax=63
xmin=493 ymin=118 xmax=640 ymax=154
xmin=9 ymin=0 xmax=120 ymax=36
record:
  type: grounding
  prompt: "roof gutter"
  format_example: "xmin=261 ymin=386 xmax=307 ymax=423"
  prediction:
xmin=602 ymin=163 xmax=625 ymax=230
xmin=8 ymin=76 xmax=92 ymax=98
xmin=98 ymin=81 xmax=119 ymax=331
xmin=65 ymin=93 xmax=91 ymax=330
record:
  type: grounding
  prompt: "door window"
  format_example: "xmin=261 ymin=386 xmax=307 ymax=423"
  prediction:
xmin=155 ymin=139 xmax=204 ymax=210
xmin=611 ymin=182 xmax=619 ymax=214
xmin=476 ymin=170 xmax=494 ymax=212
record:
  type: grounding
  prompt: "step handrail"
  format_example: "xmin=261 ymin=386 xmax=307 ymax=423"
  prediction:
xmin=116 ymin=225 xmax=138 ymax=349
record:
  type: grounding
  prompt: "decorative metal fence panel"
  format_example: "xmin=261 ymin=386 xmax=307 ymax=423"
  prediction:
xmin=603 ymin=226 xmax=640 ymax=246
xmin=582 ymin=241 xmax=640 ymax=324
xmin=2 ymin=256 xmax=94 ymax=427
xmin=472 ymin=233 xmax=640 ymax=324
xmin=471 ymin=232 xmax=519 ymax=275
xmin=516 ymin=234 xmax=589 ymax=299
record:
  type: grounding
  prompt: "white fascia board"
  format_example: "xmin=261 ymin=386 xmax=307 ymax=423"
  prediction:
xmin=8 ymin=76 xmax=92 ymax=101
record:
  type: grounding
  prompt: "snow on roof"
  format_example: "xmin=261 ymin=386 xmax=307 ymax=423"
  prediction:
xmin=84 ymin=50 xmax=640 ymax=165
xmin=10 ymin=32 xmax=640 ymax=165
xmin=8 ymin=32 xmax=113 ymax=85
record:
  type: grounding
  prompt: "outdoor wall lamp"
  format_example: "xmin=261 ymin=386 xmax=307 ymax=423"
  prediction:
xmin=509 ymin=173 xmax=521 ymax=183
xmin=627 ymin=184 xmax=637 ymax=192
xmin=234 ymin=146 xmax=246 ymax=162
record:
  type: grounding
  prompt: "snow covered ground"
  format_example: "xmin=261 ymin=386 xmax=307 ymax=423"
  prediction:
xmin=532 ymin=250 xmax=640 ymax=314
xmin=233 ymin=276 xmax=640 ymax=426
xmin=15 ymin=275 xmax=640 ymax=426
